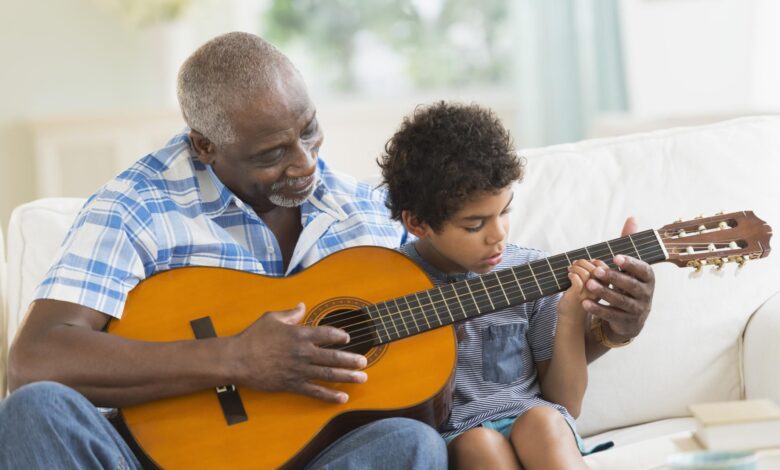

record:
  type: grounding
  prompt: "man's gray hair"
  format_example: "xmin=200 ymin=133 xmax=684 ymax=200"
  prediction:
xmin=177 ymin=32 xmax=291 ymax=146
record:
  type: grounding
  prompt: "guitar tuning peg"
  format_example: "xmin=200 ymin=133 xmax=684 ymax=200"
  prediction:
xmin=734 ymin=256 xmax=747 ymax=268
xmin=688 ymin=260 xmax=703 ymax=272
xmin=708 ymin=257 xmax=725 ymax=270
xmin=674 ymin=218 xmax=683 ymax=223
xmin=695 ymin=214 xmax=704 ymax=219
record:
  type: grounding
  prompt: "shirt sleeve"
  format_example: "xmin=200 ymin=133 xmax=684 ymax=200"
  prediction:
xmin=34 ymin=185 xmax=157 ymax=318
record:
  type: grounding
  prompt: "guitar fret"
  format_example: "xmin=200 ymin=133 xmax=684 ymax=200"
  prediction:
xmin=392 ymin=299 xmax=409 ymax=336
xmin=545 ymin=258 xmax=561 ymax=290
xmin=584 ymin=246 xmax=592 ymax=259
xmin=402 ymin=296 xmax=420 ymax=333
xmin=627 ymin=234 xmax=642 ymax=260
xmin=431 ymin=289 xmax=452 ymax=326
xmin=478 ymin=276 xmax=495 ymax=310
xmin=415 ymin=292 xmax=432 ymax=329
xmin=446 ymin=284 xmax=464 ymax=321
xmin=383 ymin=303 xmax=400 ymax=339
xmin=369 ymin=304 xmax=390 ymax=343
xmin=510 ymin=267 xmax=526 ymax=299
xmin=494 ymin=271 xmax=510 ymax=305
xmin=464 ymin=281 xmax=481 ymax=314
xmin=528 ymin=264 xmax=543 ymax=295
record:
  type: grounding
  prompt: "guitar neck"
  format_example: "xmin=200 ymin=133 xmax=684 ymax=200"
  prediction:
xmin=366 ymin=229 xmax=667 ymax=345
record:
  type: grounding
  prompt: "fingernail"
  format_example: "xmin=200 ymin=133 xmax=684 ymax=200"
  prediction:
xmin=358 ymin=356 xmax=367 ymax=368
xmin=594 ymin=267 xmax=605 ymax=278
xmin=615 ymin=255 xmax=625 ymax=265
xmin=353 ymin=371 xmax=367 ymax=382
xmin=339 ymin=393 xmax=349 ymax=403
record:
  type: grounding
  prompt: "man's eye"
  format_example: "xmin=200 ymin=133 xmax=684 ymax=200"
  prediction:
xmin=302 ymin=120 xmax=319 ymax=139
xmin=255 ymin=149 xmax=284 ymax=165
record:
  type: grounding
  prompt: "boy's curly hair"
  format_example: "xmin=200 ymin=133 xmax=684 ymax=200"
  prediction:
xmin=378 ymin=101 xmax=524 ymax=231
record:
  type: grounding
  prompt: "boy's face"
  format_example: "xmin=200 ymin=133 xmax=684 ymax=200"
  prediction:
xmin=412 ymin=186 xmax=513 ymax=274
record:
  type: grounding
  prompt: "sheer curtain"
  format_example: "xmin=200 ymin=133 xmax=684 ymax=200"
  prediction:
xmin=511 ymin=0 xmax=628 ymax=147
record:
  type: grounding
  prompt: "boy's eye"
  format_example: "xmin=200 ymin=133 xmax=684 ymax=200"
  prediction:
xmin=465 ymin=224 xmax=483 ymax=233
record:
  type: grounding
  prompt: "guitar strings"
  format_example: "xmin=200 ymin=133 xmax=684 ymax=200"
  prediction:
xmin=332 ymin=232 xmax=749 ymax=351
xmin=318 ymin=233 xmax=667 ymax=350
xmin=319 ymin=232 xmax=746 ymax=350
xmin=324 ymin=232 xmax=692 ymax=349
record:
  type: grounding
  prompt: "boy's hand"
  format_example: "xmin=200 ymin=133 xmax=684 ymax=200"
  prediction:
xmin=558 ymin=259 xmax=600 ymax=320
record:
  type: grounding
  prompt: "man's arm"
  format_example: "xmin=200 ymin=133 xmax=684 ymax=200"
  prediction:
xmin=8 ymin=299 xmax=368 ymax=408
xmin=583 ymin=217 xmax=656 ymax=363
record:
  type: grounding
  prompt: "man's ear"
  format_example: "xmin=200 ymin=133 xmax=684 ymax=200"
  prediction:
xmin=189 ymin=130 xmax=217 ymax=165
xmin=401 ymin=210 xmax=432 ymax=239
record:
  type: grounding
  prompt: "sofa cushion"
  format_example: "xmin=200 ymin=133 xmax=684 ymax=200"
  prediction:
xmin=508 ymin=116 xmax=780 ymax=436
xmin=5 ymin=198 xmax=86 ymax=355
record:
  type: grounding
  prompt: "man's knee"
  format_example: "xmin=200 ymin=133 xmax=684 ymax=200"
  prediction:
xmin=372 ymin=418 xmax=447 ymax=464
xmin=2 ymin=381 xmax=89 ymax=422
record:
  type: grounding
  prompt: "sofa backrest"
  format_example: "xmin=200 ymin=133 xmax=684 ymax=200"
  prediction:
xmin=5 ymin=198 xmax=87 ymax=364
xmin=508 ymin=116 xmax=780 ymax=436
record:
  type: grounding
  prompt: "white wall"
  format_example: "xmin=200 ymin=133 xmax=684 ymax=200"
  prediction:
xmin=0 ymin=1 xmax=168 ymax=232
xmin=619 ymin=0 xmax=780 ymax=117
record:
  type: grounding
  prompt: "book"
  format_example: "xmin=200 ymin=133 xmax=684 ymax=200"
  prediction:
xmin=689 ymin=399 xmax=780 ymax=451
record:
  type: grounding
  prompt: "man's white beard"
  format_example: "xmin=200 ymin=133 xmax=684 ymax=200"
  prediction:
xmin=269 ymin=176 xmax=318 ymax=207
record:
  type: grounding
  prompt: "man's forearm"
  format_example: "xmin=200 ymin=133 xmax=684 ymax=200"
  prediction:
xmin=9 ymin=325 xmax=234 ymax=408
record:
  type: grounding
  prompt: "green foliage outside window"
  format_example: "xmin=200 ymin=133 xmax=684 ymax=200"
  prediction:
xmin=263 ymin=0 xmax=512 ymax=91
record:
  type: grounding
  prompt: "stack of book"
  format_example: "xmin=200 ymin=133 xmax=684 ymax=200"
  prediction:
xmin=690 ymin=399 xmax=780 ymax=451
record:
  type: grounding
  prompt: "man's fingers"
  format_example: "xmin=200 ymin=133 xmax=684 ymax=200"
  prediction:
xmin=309 ymin=345 xmax=367 ymax=369
xmin=301 ymin=324 xmax=351 ymax=347
xmin=295 ymin=382 xmax=350 ymax=404
xmin=585 ymin=278 xmax=639 ymax=312
xmin=613 ymin=255 xmax=655 ymax=284
xmin=583 ymin=301 xmax=634 ymax=328
xmin=303 ymin=364 xmax=368 ymax=384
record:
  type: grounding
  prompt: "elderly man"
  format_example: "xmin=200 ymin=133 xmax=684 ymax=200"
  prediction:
xmin=0 ymin=32 xmax=654 ymax=468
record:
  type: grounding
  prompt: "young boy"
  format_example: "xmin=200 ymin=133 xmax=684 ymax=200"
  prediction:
xmin=379 ymin=101 xmax=601 ymax=470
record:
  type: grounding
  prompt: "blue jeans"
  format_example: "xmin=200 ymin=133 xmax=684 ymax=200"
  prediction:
xmin=0 ymin=382 xmax=447 ymax=470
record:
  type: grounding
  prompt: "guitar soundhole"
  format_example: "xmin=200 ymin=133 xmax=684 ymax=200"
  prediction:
xmin=318 ymin=308 xmax=377 ymax=356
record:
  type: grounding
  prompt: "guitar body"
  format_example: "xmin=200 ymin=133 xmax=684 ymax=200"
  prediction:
xmin=108 ymin=246 xmax=457 ymax=469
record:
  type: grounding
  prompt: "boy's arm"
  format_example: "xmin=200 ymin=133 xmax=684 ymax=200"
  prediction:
xmin=536 ymin=262 xmax=592 ymax=418
xmin=536 ymin=313 xmax=587 ymax=418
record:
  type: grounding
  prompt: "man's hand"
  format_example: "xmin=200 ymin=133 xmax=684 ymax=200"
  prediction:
xmin=583 ymin=217 xmax=656 ymax=343
xmin=230 ymin=303 xmax=368 ymax=404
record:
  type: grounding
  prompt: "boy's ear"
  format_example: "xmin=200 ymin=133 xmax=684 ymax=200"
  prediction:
xmin=189 ymin=130 xmax=217 ymax=165
xmin=401 ymin=211 xmax=432 ymax=238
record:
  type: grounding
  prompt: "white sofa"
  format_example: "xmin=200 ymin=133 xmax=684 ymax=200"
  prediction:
xmin=2 ymin=116 xmax=780 ymax=468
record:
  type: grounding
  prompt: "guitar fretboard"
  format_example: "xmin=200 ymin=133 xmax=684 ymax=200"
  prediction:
xmin=363 ymin=229 xmax=665 ymax=345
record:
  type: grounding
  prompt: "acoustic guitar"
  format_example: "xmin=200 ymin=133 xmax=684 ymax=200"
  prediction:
xmin=108 ymin=211 xmax=771 ymax=469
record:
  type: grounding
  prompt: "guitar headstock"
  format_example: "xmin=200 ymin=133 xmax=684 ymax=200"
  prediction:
xmin=658 ymin=211 xmax=772 ymax=271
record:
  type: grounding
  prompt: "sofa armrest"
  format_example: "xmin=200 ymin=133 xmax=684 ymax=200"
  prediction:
xmin=743 ymin=291 xmax=780 ymax=399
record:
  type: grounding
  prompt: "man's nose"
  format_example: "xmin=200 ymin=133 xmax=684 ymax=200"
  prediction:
xmin=287 ymin=141 xmax=318 ymax=177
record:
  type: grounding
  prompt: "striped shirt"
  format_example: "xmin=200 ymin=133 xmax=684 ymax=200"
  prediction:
xmin=398 ymin=243 xmax=578 ymax=439
xmin=35 ymin=131 xmax=408 ymax=318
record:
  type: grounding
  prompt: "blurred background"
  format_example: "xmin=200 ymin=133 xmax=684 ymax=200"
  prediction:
xmin=1 ymin=0 xmax=778 ymax=229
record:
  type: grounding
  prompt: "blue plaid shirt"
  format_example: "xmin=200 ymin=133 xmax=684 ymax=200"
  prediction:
xmin=35 ymin=131 xmax=408 ymax=318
